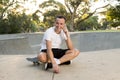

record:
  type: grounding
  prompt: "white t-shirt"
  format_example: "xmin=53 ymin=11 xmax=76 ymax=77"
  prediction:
xmin=40 ymin=26 xmax=67 ymax=51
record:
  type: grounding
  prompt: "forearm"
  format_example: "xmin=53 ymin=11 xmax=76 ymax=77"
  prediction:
xmin=65 ymin=32 xmax=74 ymax=50
xmin=47 ymin=49 xmax=56 ymax=64
xmin=46 ymin=40 xmax=56 ymax=64
xmin=46 ymin=40 xmax=59 ymax=73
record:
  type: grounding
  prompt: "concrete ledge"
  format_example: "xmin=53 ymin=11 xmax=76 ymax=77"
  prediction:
xmin=0 ymin=37 xmax=34 ymax=54
xmin=0 ymin=32 xmax=120 ymax=54
xmin=70 ymin=32 xmax=120 ymax=52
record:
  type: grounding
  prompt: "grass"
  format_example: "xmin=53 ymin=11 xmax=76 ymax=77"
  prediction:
xmin=79 ymin=30 xmax=120 ymax=32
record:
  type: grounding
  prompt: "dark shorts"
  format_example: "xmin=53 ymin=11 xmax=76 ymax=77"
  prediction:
xmin=41 ymin=48 xmax=69 ymax=59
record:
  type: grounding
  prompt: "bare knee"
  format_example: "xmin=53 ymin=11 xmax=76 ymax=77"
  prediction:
xmin=71 ymin=49 xmax=80 ymax=57
xmin=66 ymin=49 xmax=80 ymax=57
xmin=74 ymin=49 xmax=80 ymax=56
xmin=37 ymin=53 xmax=47 ymax=63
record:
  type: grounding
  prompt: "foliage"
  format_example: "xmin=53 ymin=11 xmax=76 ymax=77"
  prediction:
xmin=0 ymin=0 xmax=119 ymax=34
xmin=106 ymin=4 xmax=120 ymax=27
xmin=76 ymin=16 xmax=100 ymax=31
xmin=0 ymin=0 xmax=40 ymax=34
xmin=39 ymin=0 xmax=109 ymax=31
xmin=39 ymin=0 xmax=71 ymax=30
xmin=0 ymin=12 xmax=38 ymax=34
xmin=43 ymin=10 xmax=70 ymax=28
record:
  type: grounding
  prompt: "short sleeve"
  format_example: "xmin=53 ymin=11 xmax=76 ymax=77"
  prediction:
xmin=44 ymin=30 xmax=52 ymax=41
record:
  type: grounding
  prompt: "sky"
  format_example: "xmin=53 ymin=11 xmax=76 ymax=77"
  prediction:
xmin=23 ymin=0 xmax=65 ymax=14
xmin=23 ymin=0 xmax=118 ymax=14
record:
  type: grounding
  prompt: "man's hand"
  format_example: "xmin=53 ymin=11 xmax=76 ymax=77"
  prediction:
xmin=62 ymin=25 xmax=68 ymax=33
xmin=53 ymin=63 xmax=60 ymax=73
xmin=62 ymin=26 xmax=70 ymax=38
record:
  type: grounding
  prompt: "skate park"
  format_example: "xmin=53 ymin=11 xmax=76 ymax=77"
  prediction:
xmin=0 ymin=32 xmax=120 ymax=80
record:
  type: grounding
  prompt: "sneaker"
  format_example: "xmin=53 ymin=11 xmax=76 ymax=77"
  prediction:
xmin=60 ymin=61 xmax=72 ymax=65
xmin=44 ymin=63 xmax=52 ymax=70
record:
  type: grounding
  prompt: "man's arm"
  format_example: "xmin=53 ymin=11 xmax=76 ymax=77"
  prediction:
xmin=62 ymin=26 xmax=74 ymax=50
xmin=46 ymin=40 xmax=60 ymax=73
xmin=65 ymin=32 xmax=74 ymax=50
xmin=46 ymin=40 xmax=55 ymax=63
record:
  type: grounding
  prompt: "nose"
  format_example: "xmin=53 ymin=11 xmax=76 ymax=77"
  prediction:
xmin=57 ymin=24 xmax=61 ymax=28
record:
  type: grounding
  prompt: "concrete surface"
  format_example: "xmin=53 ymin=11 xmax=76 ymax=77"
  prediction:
xmin=1 ymin=32 xmax=120 ymax=54
xmin=0 ymin=32 xmax=120 ymax=80
xmin=71 ymin=32 xmax=120 ymax=52
xmin=0 ymin=48 xmax=120 ymax=80
xmin=0 ymin=37 xmax=34 ymax=54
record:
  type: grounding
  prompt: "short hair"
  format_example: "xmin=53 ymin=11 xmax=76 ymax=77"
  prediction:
xmin=55 ymin=15 xmax=66 ymax=22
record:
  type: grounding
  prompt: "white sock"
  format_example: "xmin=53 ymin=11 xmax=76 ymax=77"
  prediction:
xmin=54 ymin=58 xmax=60 ymax=64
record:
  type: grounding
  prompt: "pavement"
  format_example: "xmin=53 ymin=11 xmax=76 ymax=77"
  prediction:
xmin=0 ymin=48 xmax=120 ymax=80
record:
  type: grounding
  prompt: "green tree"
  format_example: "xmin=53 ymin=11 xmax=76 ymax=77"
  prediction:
xmin=0 ymin=0 xmax=40 ymax=34
xmin=0 ymin=0 xmax=23 ymax=20
xmin=39 ymin=0 xmax=109 ymax=31
xmin=0 ymin=0 xmax=19 ymax=34
xmin=0 ymin=11 xmax=37 ymax=34
xmin=106 ymin=3 xmax=120 ymax=27
xmin=39 ymin=0 xmax=69 ymax=29
xmin=76 ymin=16 xmax=100 ymax=30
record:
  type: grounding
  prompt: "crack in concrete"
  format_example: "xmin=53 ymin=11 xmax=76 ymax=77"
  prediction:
xmin=52 ymin=72 xmax=55 ymax=80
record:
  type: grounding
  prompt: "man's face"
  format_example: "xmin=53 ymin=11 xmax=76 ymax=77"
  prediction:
xmin=55 ymin=18 xmax=65 ymax=31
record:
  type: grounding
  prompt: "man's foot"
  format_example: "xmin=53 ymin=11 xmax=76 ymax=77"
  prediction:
xmin=60 ymin=61 xmax=72 ymax=65
xmin=44 ymin=63 xmax=52 ymax=70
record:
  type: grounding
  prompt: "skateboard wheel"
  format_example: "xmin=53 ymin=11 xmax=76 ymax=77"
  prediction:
xmin=37 ymin=62 xmax=40 ymax=65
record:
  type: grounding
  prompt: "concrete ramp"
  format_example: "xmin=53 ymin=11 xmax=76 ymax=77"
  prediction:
xmin=70 ymin=32 xmax=120 ymax=52
xmin=0 ymin=37 xmax=34 ymax=55
xmin=1 ymin=32 xmax=120 ymax=54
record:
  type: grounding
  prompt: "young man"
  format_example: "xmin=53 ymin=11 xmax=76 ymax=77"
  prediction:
xmin=28 ymin=16 xmax=80 ymax=73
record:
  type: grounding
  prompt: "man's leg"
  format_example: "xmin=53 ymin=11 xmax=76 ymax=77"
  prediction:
xmin=37 ymin=52 xmax=53 ymax=70
xmin=37 ymin=52 xmax=48 ymax=63
xmin=59 ymin=49 xmax=80 ymax=64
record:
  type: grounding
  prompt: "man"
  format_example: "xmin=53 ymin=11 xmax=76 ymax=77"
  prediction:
xmin=28 ymin=15 xmax=80 ymax=73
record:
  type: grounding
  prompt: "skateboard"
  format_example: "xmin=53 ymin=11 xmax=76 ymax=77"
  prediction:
xmin=26 ymin=57 xmax=40 ymax=65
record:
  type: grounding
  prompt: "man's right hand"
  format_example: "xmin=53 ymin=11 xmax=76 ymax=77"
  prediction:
xmin=53 ymin=64 xmax=60 ymax=73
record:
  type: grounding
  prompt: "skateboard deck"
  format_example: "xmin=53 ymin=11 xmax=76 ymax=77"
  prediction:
xmin=26 ymin=57 xmax=40 ymax=65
